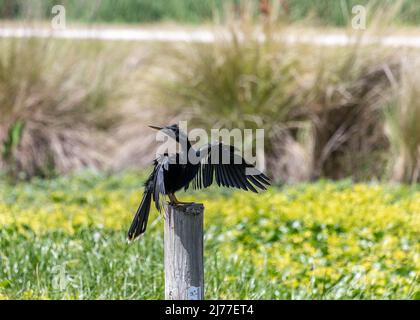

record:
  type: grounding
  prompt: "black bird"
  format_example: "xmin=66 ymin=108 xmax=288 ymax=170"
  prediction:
xmin=127 ymin=124 xmax=271 ymax=241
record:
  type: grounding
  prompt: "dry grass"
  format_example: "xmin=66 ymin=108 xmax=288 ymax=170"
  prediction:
xmin=303 ymin=45 xmax=397 ymax=180
xmin=302 ymin=1 xmax=411 ymax=181
xmin=0 ymin=38 xmax=127 ymax=179
xmin=386 ymin=57 xmax=420 ymax=183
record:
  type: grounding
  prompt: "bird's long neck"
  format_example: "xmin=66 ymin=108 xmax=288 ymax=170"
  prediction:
xmin=175 ymin=134 xmax=194 ymax=165
xmin=176 ymin=135 xmax=194 ymax=165
xmin=176 ymin=131 xmax=192 ymax=152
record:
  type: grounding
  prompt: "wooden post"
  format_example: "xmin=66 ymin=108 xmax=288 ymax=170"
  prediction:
xmin=164 ymin=203 xmax=204 ymax=300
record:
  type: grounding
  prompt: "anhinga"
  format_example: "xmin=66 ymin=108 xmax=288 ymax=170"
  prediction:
xmin=127 ymin=124 xmax=271 ymax=241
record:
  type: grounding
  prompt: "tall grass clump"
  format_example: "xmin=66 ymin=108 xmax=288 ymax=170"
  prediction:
xmin=303 ymin=2 xmax=405 ymax=181
xmin=303 ymin=44 xmax=396 ymax=180
xmin=386 ymin=58 xmax=420 ymax=183
xmin=162 ymin=29 xmax=302 ymax=131
xmin=153 ymin=3 xmax=312 ymax=181
xmin=152 ymin=1 xmax=401 ymax=182
xmin=0 ymin=38 xmax=124 ymax=180
xmin=157 ymin=32 xmax=308 ymax=180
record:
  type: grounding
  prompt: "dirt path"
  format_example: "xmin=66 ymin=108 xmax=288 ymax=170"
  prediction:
xmin=1 ymin=25 xmax=420 ymax=47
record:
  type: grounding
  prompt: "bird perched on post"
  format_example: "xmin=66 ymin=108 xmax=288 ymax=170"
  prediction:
xmin=127 ymin=124 xmax=270 ymax=241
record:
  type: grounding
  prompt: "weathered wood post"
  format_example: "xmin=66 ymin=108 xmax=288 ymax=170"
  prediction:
xmin=164 ymin=203 xmax=204 ymax=300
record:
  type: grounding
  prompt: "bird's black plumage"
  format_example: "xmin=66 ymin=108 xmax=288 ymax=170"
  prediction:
xmin=127 ymin=124 xmax=271 ymax=241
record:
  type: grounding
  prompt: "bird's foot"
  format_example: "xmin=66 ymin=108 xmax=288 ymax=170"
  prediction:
xmin=168 ymin=193 xmax=194 ymax=207
xmin=169 ymin=201 xmax=195 ymax=207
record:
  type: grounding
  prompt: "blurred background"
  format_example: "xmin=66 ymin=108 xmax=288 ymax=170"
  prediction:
xmin=0 ymin=0 xmax=419 ymax=300
xmin=0 ymin=0 xmax=419 ymax=183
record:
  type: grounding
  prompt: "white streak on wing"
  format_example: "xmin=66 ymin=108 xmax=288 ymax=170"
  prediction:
xmin=154 ymin=155 xmax=171 ymax=211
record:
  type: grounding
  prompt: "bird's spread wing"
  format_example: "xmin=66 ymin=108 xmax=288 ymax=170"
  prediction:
xmin=190 ymin=143 xmax=270 ymax=192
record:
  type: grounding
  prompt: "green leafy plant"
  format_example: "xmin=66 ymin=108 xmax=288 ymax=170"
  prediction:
xmin=0 ymin=172 xmax=418 ymax=299
xmin=2 ymin=121 xmax=24 ymax=160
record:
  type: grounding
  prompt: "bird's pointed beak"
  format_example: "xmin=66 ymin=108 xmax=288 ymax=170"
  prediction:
xmin=149 ymin=125 xmax=163 ymax=131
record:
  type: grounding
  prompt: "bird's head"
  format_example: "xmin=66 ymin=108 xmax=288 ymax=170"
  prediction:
xmin=149 ymin=124 xmax=187 ymax=143
xmin=149 ymin=123 xmax=179 ymax=135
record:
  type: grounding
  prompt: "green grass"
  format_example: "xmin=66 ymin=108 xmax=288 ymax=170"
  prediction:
xmin=0 ymin=0 xmax=224 ymax=24
xmin=0 ymin=171 xmax=419 ymax=299
xmin=287 ymin=0 xmax=420 ymax=27
xmin=2 ymin=0 xmax=420 ymax=26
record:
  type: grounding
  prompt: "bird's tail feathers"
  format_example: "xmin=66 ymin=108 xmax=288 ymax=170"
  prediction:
xmin=127 ymin=189 xmax=152 ymax=242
